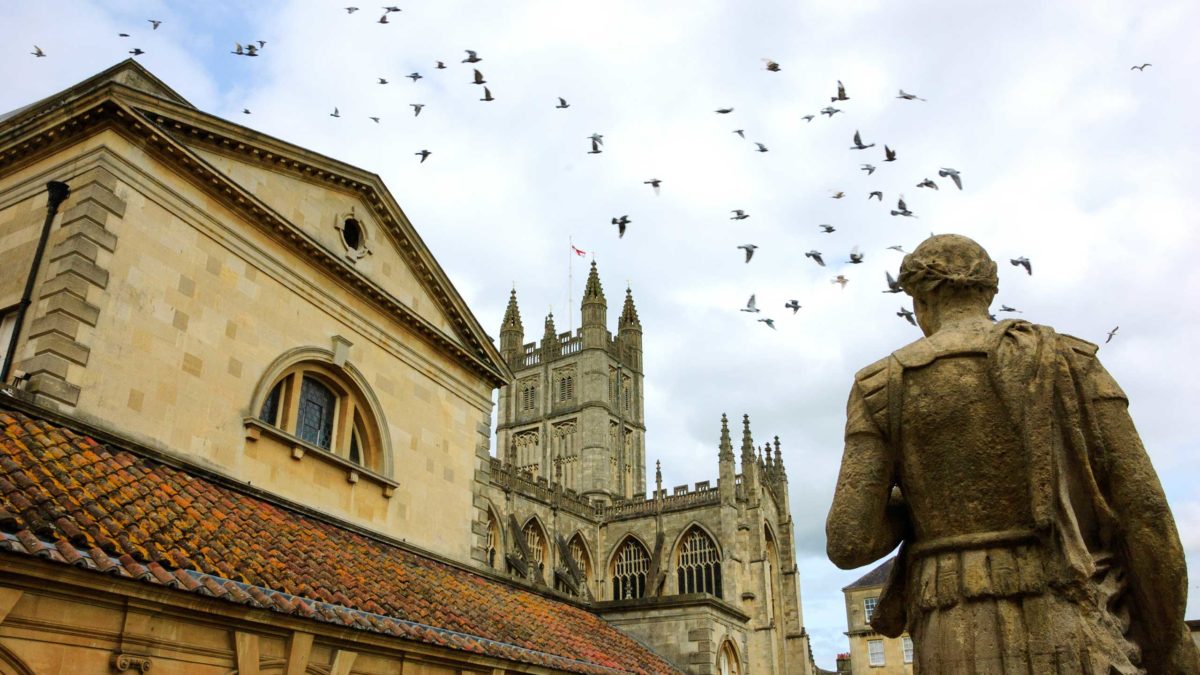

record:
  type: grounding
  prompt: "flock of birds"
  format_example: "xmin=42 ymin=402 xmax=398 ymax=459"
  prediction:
xmin=26 ymin=7 xmax=1139 ymax=343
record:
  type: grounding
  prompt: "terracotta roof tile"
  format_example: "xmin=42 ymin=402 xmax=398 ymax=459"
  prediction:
xmin=0 ymin=409 xmax=679 ymax=674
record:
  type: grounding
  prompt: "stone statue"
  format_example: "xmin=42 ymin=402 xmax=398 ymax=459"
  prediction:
xmin=826 ymin=234 xmax=1199 ymax=673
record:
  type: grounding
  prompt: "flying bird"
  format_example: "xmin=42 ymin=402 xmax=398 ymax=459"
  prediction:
xmin=383 ymin=5 xmax=401 ymax=12
xmin=820 ymin=107 xmax=842 ymax=117
xmin=891 ymin=196 xmax=915 ymax=217
xmin=754 ymin=142 xmax=768 ymax=152
xmin=148 ymin=19 xmax=161 ymax=29
xmin=784 ymin=300 xmax=801 ymax=314
xmin=612 ymin=215 xmax=631 ymax=238
xmin=406 ymin=72 xmax=422 ymax=82
xmin=883 ymin=145 xmax=897 ymax=162
xmin=463 ymin=50 xmax=482 ymax=63
xmin=715 ymin=107 xmax=734 ymax=114
xmin=802 ymin=114 xmax=815 ymax=122
xmin=999 ymin=305 xmax=1022 ymax=313
xmin=242 ymin=108 xmax=251 ymax=115
xmin=818 ymin=224 xmax=835 ymax=233
xmin=831 ymin=80 xmax=849 ymax=102
xmin=938 ymin=167 xmax=963 ymax=190
xmin=1130 ymin=63 xmax=1151 ymax=71
xmin=883 ymin=271 xmax=903 ymax=293
xmin=730 ymin=210 xmax=750 ymax=220
xmin=832 ymin=275 xmax=849 ymax=289
xmin=805 ymin=250 xmax=826 ymax=267
xmin=587 ymin=138 xmax=602 ymax=154
xmin=897 ymin=307 xmax=917 ymax=326
xmin=588 ymin=133 xmax=604 ymax=146
xmin=368 ymin=116 xmax=381 ymax=123
xmin=471 ymin=69 xmax=486 ymax=85
xmin=733 ymin=129 xmax=745 ymax=138
xmin=330 ymin=107 xmax=341 ymax=118
xmin=850 ymin=130 xmax=875 ymax=150
xmin=830 ymin=191 xmax=845 ymax=199
xmin=740 ymin=295 xmax=760 ymax=313
xmin=861 ymin=164 xmax=876 ymax=175
xmin=378 ymin=77 xmax=389 ymax=84
xmin=378 ymin=14 xmax=390 ymax=23
xmin=345 ymin=7 xmax=359 ymax=13
xmin=886 ymin=245 xmax=906 ymax=252
xmin=757 ymin=318 xmax=776 ymax=330
xmin=435 ymin=61 xmax=446 ymax=69
xmin=897 ymin=89 xmax=926 ymax=101
xmin=118 ymin=33 xmax=130 ymax=38
xmin=917 ymin=178 xmax=938 ymax=190
xmin=232 ymin=42 xmax=247 ymax=55
xmin=1106 ymin=326 xmax=1119 ymax=343
xmin=1010 ymin=257 xmax=1032 ymax=275
xmin=257 ymin=40 xmax=266 ymax=48
xmin=738 ymin=244 xmax=758 ymax=263
xmin=410 ymin=103 xmax=424 ymax=116
xmin=128 ymin=48 xmax=145 ymax=56
xmin=644 ymin=178 xmax=662 ymax=195
xmin=848 ymin=246 xmax=864 ymax=264
xmin=763 ymin=59 xmax=781 ymax=72
xmin=479 ymin=87 xmax=494 ymax=102
xmin=244 ymin=44 xmax=259 ymax=56
xmin=868 ymin=191 xmax=883 ymax=201
xmin=556 ymin=97 xmax=569 ymax=109
xmin=415 ymin=150 xmax=431 ymax=163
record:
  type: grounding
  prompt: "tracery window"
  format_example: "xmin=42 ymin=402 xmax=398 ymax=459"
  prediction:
xmin=485 ymin=511 xmax=501 ymax=569
xmin=676 ymin=527 xmax=722 ymax=597
xmin=255 ymin=361 xmax=378 ymax=468
xmin=523 ymin=519 xmax=548 ymax=569
xmin=717 ymin=641 xmax=740 ymax=675
xmin=569 ymin=534 xmax=592 ymax=580
xmin=611 ymin=537 xmax=650 ymax=600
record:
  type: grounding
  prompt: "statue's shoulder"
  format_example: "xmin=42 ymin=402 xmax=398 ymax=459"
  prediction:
xmin=1057 ymin=331 xmax=1099 ymax=359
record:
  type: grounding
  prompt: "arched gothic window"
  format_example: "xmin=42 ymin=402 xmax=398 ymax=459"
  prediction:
xmin=523 ymin=519 xmax=548 ymax=570
xmin=717 ymin=641 xmax=740 ymax=675
xmin=485 ymin=510 xmax=502 ymax=569
xmin=676 ymin=527 xmax=722 ymax=597
xmin=256 ymin=361 xmax=380 ymax=469
xmin=611 ymin=537 xmax=650 ymax=600
xmin=569 ymin=534 xmax=592 ymax=580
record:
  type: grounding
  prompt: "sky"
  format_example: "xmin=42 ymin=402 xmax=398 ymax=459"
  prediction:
xmin=3 ymin=0 xmax=1199 ymax=668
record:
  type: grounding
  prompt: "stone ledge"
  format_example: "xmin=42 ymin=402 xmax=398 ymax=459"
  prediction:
xmin=52 ymin=255 xmax=109 ymax=288
xmin=243 ymin=417 xmax=398 ymax=498
xmin=32 ymin=334 xmax=90 ymax=366
xmin=25 ymin=373 xmax=80 ymax=406
xmin=44 ymin=292 xmax=101 ymax=326
xmin=60 ymin=218 xmax=118 ymax=252
xmin=71 ymin=181 xmax=126 ymax=218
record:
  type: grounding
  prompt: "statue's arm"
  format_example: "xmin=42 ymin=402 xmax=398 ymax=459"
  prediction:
xmin=826 ymin=383 xmax=906 ymax=569
xmin=1093 ymin=377 xmax=1200 ymax=670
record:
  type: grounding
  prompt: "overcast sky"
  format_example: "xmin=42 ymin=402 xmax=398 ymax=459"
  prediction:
xmin=4 ymin=0 xmax=1198 ymax=667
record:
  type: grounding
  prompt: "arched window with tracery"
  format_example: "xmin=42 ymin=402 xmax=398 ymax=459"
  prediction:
xmin=717 ymin=641 xmax=740 ymax=675
xmin=676 ymin=527 xmax=722 ymax=597
xmin=611 ymin=537 xmax=650 ymax=600
xmin=523 ymin=519 xmax=548 ymax=571
xmin=569 ymin=533 xmax=592 ymax=581
xmin=485 ymin=510 xmax=502 ymax=569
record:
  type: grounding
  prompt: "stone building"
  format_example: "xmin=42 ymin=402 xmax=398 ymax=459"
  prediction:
xmin=471 ymin=269 xmax=818 ymax=675
xmin=0 ymin=60 xmax=683 ymax=674
xmin=841 ymin=558 xmax=912 ymax=674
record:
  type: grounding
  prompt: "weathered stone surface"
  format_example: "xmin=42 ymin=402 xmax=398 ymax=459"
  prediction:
xmin=827 ymin=234 xmax=1200 ymax=674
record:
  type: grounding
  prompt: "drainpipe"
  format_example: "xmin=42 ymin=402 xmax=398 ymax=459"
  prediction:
xmin=1 ymin=180 xmax=71 ymax=384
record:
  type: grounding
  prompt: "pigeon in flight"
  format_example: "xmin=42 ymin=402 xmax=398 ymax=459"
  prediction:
xmin=738 ymin=244 xmax=758 ymax=263
xmin=330 ymin=107 xmax=341 ymax=118
xmin=886 ymin=245 xmax=906 ymax=252
xmin=868 ymin=191 xmax=883 ymax=201
xmin=644 ymin=178 xmax=662 ymax=195
xmin=472 ymin=69 xmax=486 ymax=85
xmin=435 ymin=61 xmax=446 ymax=69
xmin=1130 ymin=63 xmax=1151 ymax=71
xmin=129 ymin=48 xmax=145 ymax=56
xmin=938 ymin=167 xmax=963 ymax=190
xmin=588 ymin=138 xmax=602 ymax=154
xmin=754 ymin=142 xmax=768 ymax=153
xmin=763 ymin=59 xmax=781 ymax=72
xmin=805 ymin=250 xmax=826 ymax=266
xmin=741 ymin=295 xmax=760 ymax=313
xmin=891 ymin=196 xmax=915 ymax=217
xmin=383 ymin=5 xmax=401 ymax=12
xmin=463 ymin=50 xmax=482 ymax=63
xmin=345 ymin=7 xmax=359 ymax=13
xmin=850 ymin=130 xmax=875 ymax=150
xmin=715 ymin=107 xmax=735 ymax=114
xmin=758 ymin=318 xmax=777 ymax=330
xmin=378 ymin=14 xmax=390 ymax=24
xmin=848 ymin=246 xmax=864 ymax=264
xmin=415 ymin=150 xmax=431 ymax=163
xmin=818 ymin=224 xmax=835 ymax=233
xmin=1010 ymin=257 xmax=1032 ymax=275
xmin=730 ymin=210 xmax=750 ymax=220
xmin=1106 ymin=326 xmax=1119 ymax=343
xmin=883 ymin=271 xmax=902 ymax=293
xmin=830 ymin=191 xmax=846 ymax=199
xmin=118 ymin=33 xmax=130 ymax=37
xmin=257 ymin=40 xmax=266 ymax=48
xmin=148 ymin=19 xmax=162 ymax=29
xmin=832 ymin=275 xmax=849 ymax=289
xmin=999 ymin=305 xmax=1022 ymax=313
xmin=883 ymin=145 xmax=897 ymax=162
xmin=896 ymin=89 xmax=926 ymax=101
xmin=407 ymin=72 xmax=422 ymax=82
xmin=820 ymin=107 xmax=842 ymax=117
xmin=378 ymin=77 xmax=389 ymax=84
xmin=479 ymin=87 xmax=494 ymax=102
xmin=556 ymin=97 xmax=570 ymax=109
xmin=588 ymin=133 xmax=604 ymax=146
xmin=831 ymin=80 xmax=849 ymax=102
xmin=411 ymin=103 xmax=424 ymax=116
xmin=784 ymin=300 xmax=801 ymax=314
xmin=369 ymin=116 xmax=381 ymax=123
xmin=897 ymin=307 xmax=917 ymax=326
xmin=917 ymin=178 xmax=938 ymax=190
xmin=802 ymin=114 xmax=815 ymax=122
xmin=612 ymin=215 xmax=631 ymax=238
xmin=733 ymin=129 xmax=745 ymax=138
xmin=242 ymin=108 xmax=251 ymax=115
xmin=861 ymin=164 xmax=876 ymax=175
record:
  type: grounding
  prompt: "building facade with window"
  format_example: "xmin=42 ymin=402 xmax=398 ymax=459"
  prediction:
xmin=0 ymin=61 xmax=685 ymax=674
xmin=841 ymin=558 xmax=913 ymax=674
xmin=471 ymin=270 xmax=820 ymax=675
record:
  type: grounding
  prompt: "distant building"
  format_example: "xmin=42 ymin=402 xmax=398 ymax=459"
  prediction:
xmin=842 ymin=558 xmax=913 ymax=674
xmin=1189 ymin=619 xmax=1200 ymax=652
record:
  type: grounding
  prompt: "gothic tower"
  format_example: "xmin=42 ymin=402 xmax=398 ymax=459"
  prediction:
xmin=495 ymin=262 xmax=645 ymax=504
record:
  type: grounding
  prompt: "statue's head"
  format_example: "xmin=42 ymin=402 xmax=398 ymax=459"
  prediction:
xmin=899 ymin=234 xmax=998 ymax=334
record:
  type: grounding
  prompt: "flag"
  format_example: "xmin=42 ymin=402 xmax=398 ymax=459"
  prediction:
xmin=571 ymin=245 xmax=587 ymax=257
